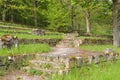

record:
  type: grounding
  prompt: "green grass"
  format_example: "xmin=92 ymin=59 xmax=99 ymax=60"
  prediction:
xmin=0 ymin=44 xmax=51 ymax=56
xmin=0 ymin=29 xmax=63 ymax=36
xmin=0 ymin=28 xmax=31 ymax=33
xmin=0 ymin=21 xmax=32 ymax=29
xmin=79 ymin=36 xmax=110 ymax=40
xmin=51 ymin=60 xmax=120 ymax=80
xmin=0 ymin=32 xmax=63 ymax=39
xmin=79 ymin=45 xmax=120 ymax=53
xmin=0 ymin=22 xmax=64 ymax=39
xmin=29 ymin=68 xmax=43 ymax=76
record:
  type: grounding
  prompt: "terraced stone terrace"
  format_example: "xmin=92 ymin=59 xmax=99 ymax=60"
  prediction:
xmin=0 ymin=26 xmax=119 ymax=80
xmin=21 ymin=33 xmax=120 ymax=79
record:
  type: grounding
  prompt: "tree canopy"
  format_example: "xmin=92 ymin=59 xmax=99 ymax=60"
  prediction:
xmin=0 ymin=0 xmax=119 ymax=35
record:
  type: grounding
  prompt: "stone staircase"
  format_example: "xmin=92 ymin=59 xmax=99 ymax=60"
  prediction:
xmin=56 ymin=33 xmax=81 ymax=48
xmin=22 ymin=47 xmax=81 ymax=75
xmin=22 ymin=33 xmax=120 ymax=77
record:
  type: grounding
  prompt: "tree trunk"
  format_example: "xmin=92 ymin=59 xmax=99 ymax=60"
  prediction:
xmin=2 ymin=9 xmax=6 ymax=22
xmin=34 ymin=1 xmax=37 ymax=27
xmin=10 ymin=9 xmax=14 ymax=23
xmin=85 ymin=10 xmax=91 ymax=34
xmin=2 ymin=3 xmax=6 ymax=22
xmin=113 ymin=0 xmax=119 ymax=47
xmin=71 ymin=6 xmax=74 ymax=31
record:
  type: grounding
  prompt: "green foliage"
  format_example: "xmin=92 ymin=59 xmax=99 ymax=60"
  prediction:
xmin=0 ymin=0 xmax=119 ymax=34
xmin=46 ymin=0 xmax=70 ymax=31
xmin=0 ymin=69 xmax=5 ymax=76
xmin=91 ymin=23 xmax=112 ymax=35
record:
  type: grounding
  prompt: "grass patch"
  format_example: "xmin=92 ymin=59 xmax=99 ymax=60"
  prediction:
xmin=79 ymin=36 xmax=110 ymax=40
xmin=0 ymin=32 xmax=63 ymax=39
xmin=0 ymin=69 xmax=5 ymax=76
xmin=51 ymin=60 xmax=120 ymax=80
xmin=29 ymin=68 xmax=43 ymax=76
xmin=0 ymin=28 xmax=31 ymax=33
xmin=79 ymin=45 xmax=120 ymax=53
xmin=0 ymin=44 xmax=51 ymax=56
xmin=0 ymin=21 xmax=32 ymax=29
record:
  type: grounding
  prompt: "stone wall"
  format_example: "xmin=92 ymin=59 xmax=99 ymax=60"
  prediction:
xmin=0 ymin=54 xmax=35 ymax=69
xmin=80 ymin=38 xmax=112 ymax=45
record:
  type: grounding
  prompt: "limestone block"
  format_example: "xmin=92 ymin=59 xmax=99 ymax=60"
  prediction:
xmin=104 ymin=48 xmax=114 ymax=55
xmin=88 ymin=56 xmax=93 ymax=64
xmin=76 ymin=57 xmax=83 ymax=67
xmin=32 ymin=29 xmax=45 ymax=36
xmin=65 ymin=58 xmax=70 ymax=69
xmin=93 ymin=55 xmax=99 ymax=64
xmin=0 ymin=39 xmax=3 ymax=48
xmin=114 ymin=53 xmax=120 ymax=60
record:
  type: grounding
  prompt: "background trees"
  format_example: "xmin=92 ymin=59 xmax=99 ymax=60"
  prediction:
xmin=0 ymin=0 xmax=119 ymax=36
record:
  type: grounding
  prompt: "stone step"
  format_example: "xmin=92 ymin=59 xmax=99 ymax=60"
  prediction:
xmin=35 ymin=54 xmax=67 ymax=62
xmin=29 ymin=60 xmax=64 ymax=69
xmin=22 ymin=66 xmax=69 ymax=75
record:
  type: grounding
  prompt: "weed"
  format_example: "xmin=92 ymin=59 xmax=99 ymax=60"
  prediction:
xmin=29 ymin=67 xmax=43 ymax=76
xmin=39 ymin=63 xmax=53 ymax=69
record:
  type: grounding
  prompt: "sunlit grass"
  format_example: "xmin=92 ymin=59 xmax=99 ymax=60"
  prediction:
xmin=0 ymin=32 xmax=63 ymax=39
xmin=79 ymin=36 xmax=110 ymax=40
xmin=0 ymin=28 xmax=31 ymax=33
xmin=79 ymin=45 xmax=120 ymax=53
xmin=51 ymin=60 xmax=120 ymax=80
xmin=0 ymin=44 xmax=51 ymax=56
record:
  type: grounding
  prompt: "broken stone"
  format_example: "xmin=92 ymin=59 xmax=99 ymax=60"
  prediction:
xmin=107 ymin=53 xmax=114 ymax=61
xmin=88 ymin=56 xmax=93 ymax=64
xmin=32 ymin=29 xmax=45 ymax=36
xmin=73 ymin=39 xmax=80 ymax=48
xmin=76 ymin=57 xmax=83 ymax=67
xmin=104 ymin=48 xmax=114 ymax=55
xmin=65 ymin=58 xmax=70 ymax=69
xmin=114 ymin=53 xmax=120 ymax=60
xmin=93 ymin=55 xmax=99 ymax=64
xmin=104 ymin=48 xmax=114 ymax=61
